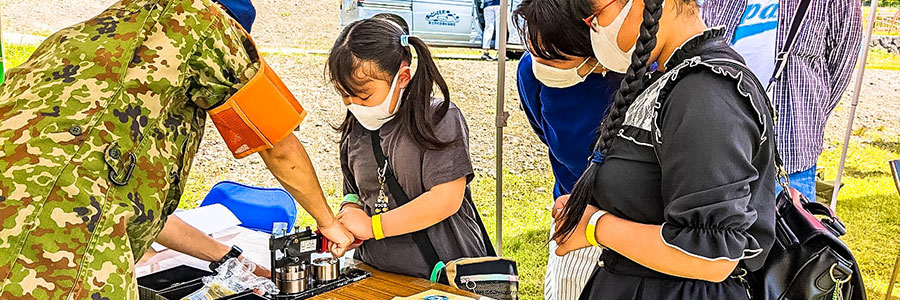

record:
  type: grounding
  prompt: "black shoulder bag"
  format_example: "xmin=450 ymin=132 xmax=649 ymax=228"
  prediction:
xmin=369 ymin=130 xmax=518 ymax=300
xmin=747 ymin=152 xmax=866 ymax=300
xmin=741 ymin=1 xmax=867 ymax=298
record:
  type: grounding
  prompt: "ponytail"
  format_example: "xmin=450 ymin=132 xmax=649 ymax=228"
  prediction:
xmin=327 ymin=14 xmax=452 ymax=150
xmin=399 ymin=36 xmax=452 ymax=149
xmin=553 ymin=0 xmax=665 ymax=242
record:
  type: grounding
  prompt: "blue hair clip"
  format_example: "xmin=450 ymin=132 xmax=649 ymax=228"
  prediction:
xmin=590 ymin=150 xmax=606 ymax=165
xmin=400 ymin=35 xmax=410 ymax=47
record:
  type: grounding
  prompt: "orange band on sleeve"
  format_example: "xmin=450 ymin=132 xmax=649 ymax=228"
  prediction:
xmin=209 ymin=58 xmax=307 ymax=159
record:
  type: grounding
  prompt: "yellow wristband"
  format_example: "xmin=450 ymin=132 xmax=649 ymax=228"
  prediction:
xmin=372 ymin=214 xmax=386 ymax=240
xmin=586 ymin=210 xmax=607 ymax=247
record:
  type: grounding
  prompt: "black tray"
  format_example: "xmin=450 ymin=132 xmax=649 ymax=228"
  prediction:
xmin=271 ymin=269 xmax=371 ymax=300
xmin=138 ymin=265 xmax=371 ymax=300
xmin=158 ymin=280 xmax=206 ymax=300
xmin=138 ymin=265 xmax=213 ymax=300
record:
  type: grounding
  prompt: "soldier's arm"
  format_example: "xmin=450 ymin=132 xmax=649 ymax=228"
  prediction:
xmin=258 ymin=135 xmax=354 ymax=257
xmin=187 ymin=8 xmax=353 ymax=256
xmin=155 ymin=216 xmax=271 ymax=277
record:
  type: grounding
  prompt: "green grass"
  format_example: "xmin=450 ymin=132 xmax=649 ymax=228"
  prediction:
xmin=818 ymin=132 xmax=900 ymax=300
xmin=874 ymin=30 xmax=900 ymax=36
xmin=2 ymin=43 xmax=37 ymax=70
xmin=867 ymin=48 xmax=900 ymax=71
xmin=472 ymin=171 xmax=555 ymax=300
xmin=2 ymin=41 xmax=900 ymax=300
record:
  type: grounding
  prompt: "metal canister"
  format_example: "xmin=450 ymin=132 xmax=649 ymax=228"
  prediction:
xmin=312 ymin=257 xmax=340 ymax=282
xmin=276 ymin=265 xmax=308 ymax=294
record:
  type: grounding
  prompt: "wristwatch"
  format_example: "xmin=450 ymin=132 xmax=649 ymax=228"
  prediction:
xmin=210 ymin=245 xmax=243 ymax=271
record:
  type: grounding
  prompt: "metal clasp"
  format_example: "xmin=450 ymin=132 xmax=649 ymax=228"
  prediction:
xmin=109 ymin=153 xmax=137 ymax=186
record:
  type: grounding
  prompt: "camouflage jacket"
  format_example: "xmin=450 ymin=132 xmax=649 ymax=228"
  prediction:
xmin=0 ymin=0 xmax=262 ymax=298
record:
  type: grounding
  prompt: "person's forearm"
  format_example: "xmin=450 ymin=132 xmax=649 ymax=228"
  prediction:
xmin=155 ymin=216 xmax=230 ymax=262
xmin=595 ymin=214 xmax=739 ymax=282
xmin=259 ymin=135 xmax=336 ymax=227
xmin=380 ymin=177 xmax=466 ymax=237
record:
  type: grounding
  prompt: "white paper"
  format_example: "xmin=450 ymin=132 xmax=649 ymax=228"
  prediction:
xmin=149 ymin=204 xmax=242 ymax=252
xmin=150 ymin=242 xmax=168 ymax=252
xmin=176 ymin=204 xmax=242 ymax=234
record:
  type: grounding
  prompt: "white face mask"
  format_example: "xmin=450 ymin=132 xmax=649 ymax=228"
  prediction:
xmin=346 ymin=67 xmax=408 ymax=131
xmin=589 ymin=0 xmax=636 ymax=74
xmin=532 ymin=57 xmax=600 ymax=88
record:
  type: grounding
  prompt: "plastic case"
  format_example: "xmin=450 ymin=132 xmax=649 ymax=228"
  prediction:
xmin=137 ymin=265 xmax=214 ymax=300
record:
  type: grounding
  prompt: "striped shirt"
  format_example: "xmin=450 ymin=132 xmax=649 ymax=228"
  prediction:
xmin=702 ymin=0 xmax=863 ymax=173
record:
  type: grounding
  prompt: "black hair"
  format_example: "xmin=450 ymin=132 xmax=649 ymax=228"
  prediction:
xmin=327 ymin=13 xmax=452 ymax=149
xmin=513 ymin=0 xmax=596 ymax=60
xmin=553 ymin=0 xmax=665 ymax=241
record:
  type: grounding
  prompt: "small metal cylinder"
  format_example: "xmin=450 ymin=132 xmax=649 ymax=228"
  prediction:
xmin=312 ymin=257 xmax=340 ymax=282
xmin=276 ymin=265 xmax=308 ymax=294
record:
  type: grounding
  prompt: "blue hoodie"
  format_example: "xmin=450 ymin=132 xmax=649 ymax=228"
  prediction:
xmin=516 ymin=52 xmax=623 ymax=199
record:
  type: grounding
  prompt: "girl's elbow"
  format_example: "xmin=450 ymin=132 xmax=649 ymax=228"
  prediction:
xmin=696 ymin=260 xmax=740 ymax=283
xmin=440 ymin=195 xmax=465 ymax=217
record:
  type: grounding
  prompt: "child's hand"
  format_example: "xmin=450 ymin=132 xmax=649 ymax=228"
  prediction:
xmin=337 ymin=207 xmax=375 ymax=241
xmin=552 ymin=194 xmax=570 ymax=219
xmin=554 ymin=205 xmax=599 ymax=256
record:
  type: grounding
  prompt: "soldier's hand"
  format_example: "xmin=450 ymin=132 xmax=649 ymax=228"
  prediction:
xmin=319 ymin=218 xmax=354 ymax=258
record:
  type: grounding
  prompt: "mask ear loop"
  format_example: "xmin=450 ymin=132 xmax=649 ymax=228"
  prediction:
xmin=388 ymin=66 xmax=412 ymax=115
xmin=577 ymin=58 xmax=601 ymax=80
xmin=585 ymin=59 xmax=601 ymax=77
xmin=576 ymin=57 xmax=592 ymax=69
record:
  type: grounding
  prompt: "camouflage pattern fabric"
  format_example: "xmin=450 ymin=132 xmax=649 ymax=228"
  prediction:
xmin=0 ymin=0 xmax=262 ymax=298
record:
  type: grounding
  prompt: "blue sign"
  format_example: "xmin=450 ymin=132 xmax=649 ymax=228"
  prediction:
xmin=733 ymin=2 xmax=779 ymax=42
xmin=426 ymin=10 xmax=460 ymax=26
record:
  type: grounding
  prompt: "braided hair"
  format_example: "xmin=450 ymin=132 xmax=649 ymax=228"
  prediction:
xmin=553 ymin=0 xmax=666 ymax=241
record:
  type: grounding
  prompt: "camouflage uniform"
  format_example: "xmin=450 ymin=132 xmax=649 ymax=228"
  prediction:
xmin=0 ymin=0 xmax=269 ymax=298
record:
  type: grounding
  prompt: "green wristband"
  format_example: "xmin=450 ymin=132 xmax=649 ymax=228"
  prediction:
xmin=342 ymin=194 xmax=361 ymax=207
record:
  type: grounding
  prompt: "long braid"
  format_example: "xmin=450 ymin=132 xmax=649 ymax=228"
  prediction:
xmin=553 ymin=0 xmax=665 ymax=241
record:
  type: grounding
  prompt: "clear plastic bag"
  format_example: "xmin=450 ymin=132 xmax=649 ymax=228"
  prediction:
xmin=181 ymin=258 xmax=279 ymax=300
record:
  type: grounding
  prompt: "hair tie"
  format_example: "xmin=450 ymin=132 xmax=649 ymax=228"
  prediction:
xmin=590 ymin=150 xmax=606 ymax=165
xmin=400 ymin=35 xmax=410 ymax=47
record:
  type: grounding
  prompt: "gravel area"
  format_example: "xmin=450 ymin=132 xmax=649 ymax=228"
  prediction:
xmin=4 ymin=0 xmax=899 ymax=204
xmin=1 ymin=0 xmax=341 ymax=49
xmin=180 ymin=54 xmax=542 ymax=206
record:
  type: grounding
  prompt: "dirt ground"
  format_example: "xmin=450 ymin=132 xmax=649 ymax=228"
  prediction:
xmin=4 ymin=1 xmax=900 ymax=298
xmin=4 ymin=0 xmax=898 ymax=198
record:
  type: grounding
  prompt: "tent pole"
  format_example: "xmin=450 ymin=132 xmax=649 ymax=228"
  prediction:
xmin=494 ymin=0 xmax=509 ymax=256
xmin=831 ymin=0 xmax=879 ymax=211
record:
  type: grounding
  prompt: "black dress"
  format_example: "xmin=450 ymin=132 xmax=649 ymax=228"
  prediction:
xmin=579 ymin=28 xmax=776 ymax=300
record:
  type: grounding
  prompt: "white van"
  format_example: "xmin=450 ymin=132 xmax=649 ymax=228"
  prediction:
xmin=339 ymin=0 xmax=525 ymax=56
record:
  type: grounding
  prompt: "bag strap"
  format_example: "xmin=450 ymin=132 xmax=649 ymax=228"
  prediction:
xmin=369 ymin=130 xmax=443 ymax=270
xmin=767 ymin=0 xmax=813 ymax=95
xmin=465 ymin=188 xmax=498 ymax=257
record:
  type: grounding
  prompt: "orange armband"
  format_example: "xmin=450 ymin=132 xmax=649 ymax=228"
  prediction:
xmin=209 ymin=58 xmax=307 ymax=159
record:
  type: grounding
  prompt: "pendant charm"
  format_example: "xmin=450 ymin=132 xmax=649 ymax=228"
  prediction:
xmin=375 ymin=162 xmax=391 ymax=214
xmin=374 ymin=185 xmax=390 ymax=214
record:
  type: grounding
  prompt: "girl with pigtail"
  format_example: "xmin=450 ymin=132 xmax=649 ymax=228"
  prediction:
xmin=327 ymin=14 xmax=489 ymax=279
xmin=550 ymin=0 xmax=777 ymax=298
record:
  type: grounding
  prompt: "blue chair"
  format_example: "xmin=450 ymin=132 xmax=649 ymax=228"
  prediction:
xmin=200 ymin=181 xmax=298 ymax=234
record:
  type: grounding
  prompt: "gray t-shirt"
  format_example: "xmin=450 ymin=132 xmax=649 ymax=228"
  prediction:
xmin=341 ymin=100 xmax=487 ymax=278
